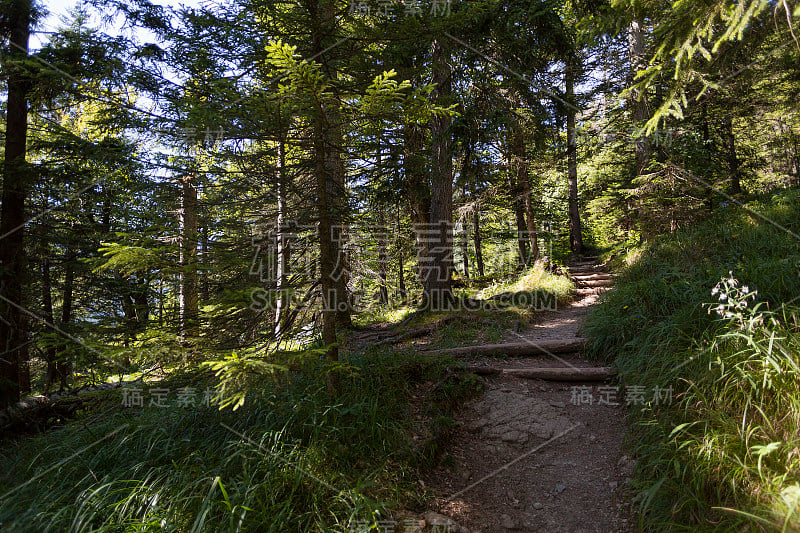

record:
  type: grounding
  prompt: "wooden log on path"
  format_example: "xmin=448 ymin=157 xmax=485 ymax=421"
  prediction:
xmin=459 ymin=365 xmax=616 ymax=381
xmin=423 ymin=338 xmax=587 ymax=357
xmin=577 ymin=279 xmax=614 ymax=288
xmin=572 ymin=273 xmax=614 ymax=281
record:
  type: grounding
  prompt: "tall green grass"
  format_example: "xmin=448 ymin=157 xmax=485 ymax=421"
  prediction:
xmin=0 ymin=351 xmax=476 ymax=532
xmin=585 ymin=189 xmax=800 ymax=531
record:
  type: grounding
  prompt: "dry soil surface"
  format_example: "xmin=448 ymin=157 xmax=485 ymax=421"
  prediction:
xmin=424 ymin=264 xmax=636 ymax=532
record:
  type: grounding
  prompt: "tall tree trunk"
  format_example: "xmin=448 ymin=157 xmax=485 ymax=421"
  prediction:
xmin=376 ymin=137 xmax=389 ymax=305
xmin=377 ymin=212 xmax=389 ymax=304
xmin=179 ymin=174 xmax=199 ymax=341
xmin=460 ymin=222 xmax=470 ymax=279
xmin=524 ymin=192 xmax=539 ymax=261
xmin=121 ymin=284 xmax=137 ymax=346
xmin=133 ymin=286 xmax=148 ymax=331
xmin=274 ymin=139 xmax=289 ymax=336
xmin=17 ymin=319 xmax=29 ymax=395
xmin=42 ymin=257 xmax=59 ymax=391
xmin=628 ymin=19 xmax=651 ymax=177
xmin=512 ymin=123 xmax=539 ymax=261
xmin=397 ymin=252 xmax=407 ymax=302
xmin=39 ymin=217 xmax=62 ymax=390
xmin=314 ymin=110 xmax=340 ymax=392
xmin=0 ymin=0 xmax=31 ymax=408
xmin=512 ymin=191 xmax=528 ymax=265
xmin=58 ymin=257 xmax=75 ymax=387
xmin=158 ymin=278 xmax=164 ymax=327
xmin=723 ymin=116 xmax=743 ymax=194
xmin=701 ymin=103 xmax=714 ymax=211
xmin=404 ymin=122 xmax=431 ymax=285
xmin=566 ymin=55 xmax=584 ymax=255
xmin=470 ymin=176 xmax=485 ymax=277
xmin=310 ymin=0 xmax=346 ymax=392
xmin=509 ymin=131 xmax=529 ymax=267
xmin=325 ymin=110 xmax=352 ymax=328
xmin=201 ymin=224 xmax=210 ymax=300
xmin=473 ymin=206 xmax=484 ymax=277
xmin=396 ymin=207 xmax=407 ymax=303
xmin=458 ymin=151 xmax=472 ymax=279
xmin=425 ymin=37 xmax=454 ymax=309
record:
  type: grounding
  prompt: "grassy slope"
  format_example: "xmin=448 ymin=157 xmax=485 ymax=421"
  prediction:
xmin=585 ymin=189 xmax=800 ymax=531
xmin=0 ymin=353 xmax=479 ymax=532
xmin=0 ymin=264 xmax=571 ymax=532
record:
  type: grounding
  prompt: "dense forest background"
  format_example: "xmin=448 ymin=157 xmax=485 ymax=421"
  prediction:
xmin=1 ymin=0 xmax=796 ymax=402
xmin=1 ymin=0 xmax=800 ymax=530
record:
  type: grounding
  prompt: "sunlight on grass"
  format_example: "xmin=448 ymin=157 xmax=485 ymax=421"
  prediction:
xmin=476 ymin=263 xmax=574 ymax=304
xmin=352 ymin=306 xmax=417 ymax=328
xmin=585 ymin=189 xmax=800 ymax=531
xmin=0 ymin=351 xmax=477 ymax=531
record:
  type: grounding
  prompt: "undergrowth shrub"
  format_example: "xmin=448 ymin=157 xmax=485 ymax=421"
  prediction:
xmin=0 ymin=351 xmax=476 ymax=532
xmin=585 ymin=189 xmax=800 ymax=531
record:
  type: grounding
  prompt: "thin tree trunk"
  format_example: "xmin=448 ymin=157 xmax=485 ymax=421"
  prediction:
xmin=158 ymin=278 xmax=164 ymax=327
xmin=179 ymin=174 xmax=199 ymax=341
xmin=425 ymin=37 xmax=454 ymax=309
xmin=325 ymin=110 xmax=352 ymax=328
xmin=201 ymin=224 xmax=209 ymax=300
xmin=723 ymin=116 xmax=743 ymax=194
xmin=701 ymin=103 xmax=714 ymax=211
xmin=0 ymin=0 xmax=31 ymax=408
xmin=58 ymin=257 xmax=75 ymax=388
xmin=792 ymin=133 xmax=800 ymax=184
xmin=378 ymin=213 xmax=389 ymax=304
xmin=566 ymin=54 xmax=584 ymax=255
xmin=471 ymin=177 xmax=485 ymax=277
xmin=133 ymin=287 xmax=148 ymax=331
xmin=629 ymin=19 xmax=650 ymax=176
xmin=508 ymin=138 xmax=529 ymax=267
xmin=458 ymin=153 xmax=472 ymax=279
xmin=274 ymin=139 xmax=288 ymax=336
xmin=405 ymin=122 xmax=430 ymax=285
xmin=396 ymin=207 xmax=407 ymax=303
xmin=17 ymin=322 xmax=29 ymax=395
xmin=460 ymin=222 xmax=470 ymax=278
xmin=473 ymin=206 xmax=484 ymax=277
xmin=376 ymin=137 xmax=389 ymax=304
xmin=524 ymin=194 xmax=539 ymax=261
xmin=514 ymin=200 xmax=529 ymax=266
xmin=310 ymin=0 xmax=345 ymax=393
xmin=41 ymin=254 xmax=60 ymax=391
xmin=314 ymin=111 xmax=340 ymax=393
xmin=513 ymin=125 xmax=539 ymax=261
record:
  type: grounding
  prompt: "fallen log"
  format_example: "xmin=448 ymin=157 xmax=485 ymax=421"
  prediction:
xmin=423 ymin=338 xmax=586 ymax=357
xmin=0 ymin=381 xmax=130 ymax=438
xmin=575 ymin=288 xmax=600 ymax=295
xmin=504 ymin=367 xmax=616 ymax=380
xmin=372 ymin=316 xmax=459 ymax=346
xmin=459 ymin=365 xmax=616 ymax=381
xmin=0 ymin=395 xmax=84 ymax=437
xmin=461 ymin=365 xmax=502 ymax=375
xmin=577 ymin=279 xmax=614 ymax=288
xmin=572 ymin=273 xmax=614 ymax=281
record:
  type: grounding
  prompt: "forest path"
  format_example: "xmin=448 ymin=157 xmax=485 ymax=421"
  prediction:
xmin=422 ymin=261 xmax=635 ymax=533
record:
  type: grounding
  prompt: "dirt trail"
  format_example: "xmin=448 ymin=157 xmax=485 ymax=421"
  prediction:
xmin=424 ymin=262 xmax=635 ymax=532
